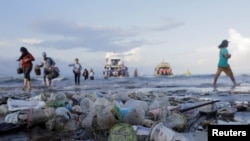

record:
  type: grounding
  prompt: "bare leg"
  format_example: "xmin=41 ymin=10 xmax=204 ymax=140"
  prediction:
xmin=48 ymin=79 xmax=51 ymax=87
xmin=229 ymin=74 xmax=236 ymax=85
xmin=213 ymin=74 xmax=220 ymax=88
xmin=23 ymin=79 xmax=27 ymax=90
xmin=43 ymin=75 xmax=47 ymax=87
xmin=27 ymin=80 xmax=31 ymax=91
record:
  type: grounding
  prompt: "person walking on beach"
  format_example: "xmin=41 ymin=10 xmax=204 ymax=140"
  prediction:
xmin=82 ymin=68 xmax=89 ymax=80
xmin=89 ymin=68 xmax=95 ymax=80
xmin=69 ymin=58 xmax=82 ymax=85
xmin=134 ymin=68 xmax=138 ymax=77
xmin=38 ymin=52 xmax=56 ymax=87
xmin=103 ymin=66 xmax=109 ymax=79
xmin=17 ymin=47 xmax=35 ymax=91
xmin=213 ymin=39 xmax=237 ymax=88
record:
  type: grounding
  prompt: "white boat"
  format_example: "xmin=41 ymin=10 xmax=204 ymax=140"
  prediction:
xmin=154 ymin=60 xmax=173 ymax=76
xmin=103 ymin=52 xmax=129 ymax=78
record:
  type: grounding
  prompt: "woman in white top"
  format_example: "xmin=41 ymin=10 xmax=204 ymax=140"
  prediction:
xmin=69 ymin=58 xmax=82 ymax=85
xmin=89 ymin=68 xmax=94 ymax=80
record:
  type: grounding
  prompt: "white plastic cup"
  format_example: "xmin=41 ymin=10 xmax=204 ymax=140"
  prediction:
xmin=149 ymin=123 xmax=176 ymax=141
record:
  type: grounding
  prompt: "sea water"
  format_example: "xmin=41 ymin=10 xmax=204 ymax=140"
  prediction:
xmin=1 ymin=73 xmax=250 ymax=94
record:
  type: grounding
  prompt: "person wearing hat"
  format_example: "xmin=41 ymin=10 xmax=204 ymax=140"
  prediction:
xmin=69 ymin=58 xmax=82 ymax=85
xmin=213 ymin=39 xmax=237 ymax=89
xmin=38 ymin=52 xmax=56 ymax=87
xmin=17 ymin=47 xmax=35 ymax=91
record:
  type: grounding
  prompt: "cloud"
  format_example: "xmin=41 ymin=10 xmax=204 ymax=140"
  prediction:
xmin=150 ymin=18 xmax=185 ymax=31
xmin=31 ymin=18 xmax=142 ymax=52
xmin=227 ymin=29 xmax=250 ymax=73
xmin=105 ymin=47 xmax=142 ymax=62
xmin=29 ymin=18 xmax=184 ymax=52
xmin=19 ymin=38 xmax=43 ymax=45
xmin=229 ymin=29 xmax=250 ymax=56
xmin=123 ymin=47 xmax=143 ymax=62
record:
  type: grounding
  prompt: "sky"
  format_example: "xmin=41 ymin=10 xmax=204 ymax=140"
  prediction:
xmin=1 ymin=0 xmax=250 ymax=77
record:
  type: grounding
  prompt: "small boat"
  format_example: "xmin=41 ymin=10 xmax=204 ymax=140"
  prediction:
xmin=185 ymin=70 xmax=191 ymax=77
xmin=154 ymin=60 xmax=173 ymax=76
xmin=103 ymin=52 xmax=129 ymax=78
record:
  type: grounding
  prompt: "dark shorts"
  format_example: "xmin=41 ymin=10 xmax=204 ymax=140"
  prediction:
xmin=23 ymin=64 xmax=33 ymax=81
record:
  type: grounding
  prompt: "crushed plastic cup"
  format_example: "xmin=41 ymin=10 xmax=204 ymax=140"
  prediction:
xmin=29 ymin=94 xmax=46 ymax=101
xmin=124 ymin=99 xmax=148 ymax=112
xmin=55 ymin=92 xmax=67 ymax=101
xmin=94 ymin=97 xmax=111 ymax=107
xmin=149 ymin=122 xmax=176 ymax=141
xmin=149 ymin=122 xmax=197 ymax=141
xmin=80 ymin=98 xmax=95 ymax=113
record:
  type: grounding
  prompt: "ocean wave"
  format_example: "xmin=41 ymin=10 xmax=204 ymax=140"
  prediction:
xmin=0 ymin=76 xmax=69 ymax=84
xmin=52 ymin=76 xmax=69 ymax=81
xmin=0 ymin=77 xmax=23 ymax=83
xmin=1 ymin=73 xmax=250 ymax=92
xmin=239 ymin=73 xmax=250 ymax=77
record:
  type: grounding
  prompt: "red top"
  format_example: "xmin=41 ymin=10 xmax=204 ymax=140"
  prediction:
xmin=21 ymin=53 xmax=35 ymax=68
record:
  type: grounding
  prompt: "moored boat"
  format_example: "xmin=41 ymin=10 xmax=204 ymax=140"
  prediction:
xmin=154 ymin=60 xmax=173 ymax=76
xmin=103 ymin=52 xmax=129 ymax=78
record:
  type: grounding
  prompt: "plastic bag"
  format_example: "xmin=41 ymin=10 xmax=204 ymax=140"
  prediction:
xmin=123 ymin=108 xmax=144 ymax=125
xmin=47 ymin=67 xmax=60 ymax=80
xmin=7 ymin=98 xmax=46 ymax=111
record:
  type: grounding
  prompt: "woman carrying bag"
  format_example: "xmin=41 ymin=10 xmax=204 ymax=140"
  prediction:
xmin=17 ymin=47 xmax=35 ymax=91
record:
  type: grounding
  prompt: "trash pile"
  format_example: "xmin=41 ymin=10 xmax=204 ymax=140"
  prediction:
xmin=0 ymin=90 xmax=250 ymax=141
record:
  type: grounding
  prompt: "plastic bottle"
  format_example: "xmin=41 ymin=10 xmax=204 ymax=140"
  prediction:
xmin=46 ymin=100 xmax=66 ymax=108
